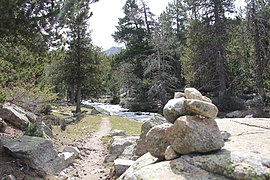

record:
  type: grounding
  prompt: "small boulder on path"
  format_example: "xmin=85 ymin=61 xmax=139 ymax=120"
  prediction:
xmin=105 ymin=135 xmax=139 ymax=162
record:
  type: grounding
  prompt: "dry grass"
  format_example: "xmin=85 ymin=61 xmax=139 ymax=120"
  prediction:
xmin=109 ymin=115 xmax=142 ymax=135
xmin=52 ymin=114 xmax=102 ymax=144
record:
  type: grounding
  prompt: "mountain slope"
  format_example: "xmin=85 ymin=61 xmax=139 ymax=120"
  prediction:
xmin=103 ymin=47 xmax=122 ymax=56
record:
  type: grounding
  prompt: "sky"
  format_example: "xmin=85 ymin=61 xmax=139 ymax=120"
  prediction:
xmin=89 ymin=0 xmax=245 ymax=50
xmin=89 ymin=0 xmax=172 ymax=50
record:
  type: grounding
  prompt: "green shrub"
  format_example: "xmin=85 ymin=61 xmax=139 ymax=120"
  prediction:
xmin=25 ymin=123 xmax=44 ymax=137
xmin=39 ymin=103 xmax=52 ymax=115
xmin=3 ymin=83 xmax=57 ymax=114
xmin=0 ymin=91 xmax=6 ymax=103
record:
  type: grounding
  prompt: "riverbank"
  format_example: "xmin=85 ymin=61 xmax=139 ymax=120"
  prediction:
xmin=82 ymin=100 xmax=157 ymax=122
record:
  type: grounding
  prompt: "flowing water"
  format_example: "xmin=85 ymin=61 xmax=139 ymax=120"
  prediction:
xmin=82 ymin=100 xmax=156 ymax=122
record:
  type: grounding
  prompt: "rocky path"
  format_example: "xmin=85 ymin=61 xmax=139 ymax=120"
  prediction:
xmin=79 ymin=117 xmax=112 ymax=180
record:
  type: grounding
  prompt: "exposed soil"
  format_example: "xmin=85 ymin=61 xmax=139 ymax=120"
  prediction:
xmin=0 ymin=117 xmax=113 ymax=180
xmin=77 ymin=117 xmax=112 ymax=179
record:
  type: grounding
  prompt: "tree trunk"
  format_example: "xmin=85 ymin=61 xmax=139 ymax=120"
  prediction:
xmin=76 ymin=82 xmax=82 ymax=113
xmin=214 ymin=2 xmax=226 ymax=98
xmin=251 ymin=0 xmax=264 ymax=98
xmin=70 ymin=84 xmax=75 ymax=104
xmin=141 ymin=0 xmax=151 ymax=34
xmin=250 ymin=0 xmax=264 ymax=117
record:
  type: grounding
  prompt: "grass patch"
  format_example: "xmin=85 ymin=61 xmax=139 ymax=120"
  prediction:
xmin=53 ymin=105 xmax=91 ymax=114
xmin=51 ymin=105 xmax=92 ymax=119
xmin=52 ymin=114 xmax=102 ymax=144
xmin=109 ymin=115 xmax=142 ymax=135
xmin=56 ymin=105 xmax=90 ymax=112
xmin=51 ymin=111 xmax=71 ymax=119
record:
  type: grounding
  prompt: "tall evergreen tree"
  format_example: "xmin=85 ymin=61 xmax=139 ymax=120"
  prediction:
xmin=247 ymin=0 xmax=270 ymax=98
xmin=183 ymin=0 xmax=235 ymax=97
xmin=112 ymin=0 xmax=155 ymax=108
xmin=146 ymin=0 xmax=187 ymax=108
xmin=245 ymin=0 xmax=270 ymax=115
xmin=61 ymin=0 xmax=100 ymax=113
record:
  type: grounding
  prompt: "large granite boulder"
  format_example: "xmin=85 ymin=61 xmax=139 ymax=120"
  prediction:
xmin=57 ymin=146 xmax=80 ymax=172
xmin=114 ymin=159 xmax=135 ymax=178
xmin=164 ymin=145 xmax=179 ymax=160
xmin=184 ymin=99 xmax=218 ymax=119
xmin=184 ymin=87 xmax=203 ymax=100
xmin=118 ymin=152 xmax=159 ymax=180
xmin=36 ymin=121 xmax=53 ymax=139
xmin=163 ymin=88 xmax=218 ymax=122
xmin=1 ymin=136 xmax=58 ymax=176
xmin=105 ymin=135 xmax=139 ymax=162
xmin=163 ymin=98 xmax=189 ymax=123
xmin=225 ymin=110 xmax=243 ymax=118
xmin=89 ymin=106 xmax=110 ymax=115
xmin=119 ymin=152 xmax=229 ymax=180
xmin=0 ymin=136 xmax=79 ymax=177
xmin=145 ymin=123 xmax=173 ymax=159
xmin=135 ymin=114 xmax=167 ymax=156
xmin=119 ymin=118 xmax=270 ymax=180
xmin=166 ymin=116 xmax=224 ymax=154
xmin=0 ymin=103 xmax=32 ymax=130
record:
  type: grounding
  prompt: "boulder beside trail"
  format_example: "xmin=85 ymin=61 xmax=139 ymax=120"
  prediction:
xmin=110 ymin=129 xmax=126 ymax=137
xmin=0 ymin=103 xmax=32 ymax=130
xmin=119 ymin=118 xmax=270 ymax=180
xmin=89 ymin=106 xmax=110 ymax=115
xmin=166 ymin=116 xmax=224 ymax=154
xmin=135 ymin=114 xmax=167 ymax=156
xmin=1 ymin=135 xmax=58 ymax=176
xmin=0 ymin=135 xmax=79 ymax=177
xmin=114 ymin=159 xmax=135 ymax=178
xmin=105 ymin=135 xmax=139 ymax=162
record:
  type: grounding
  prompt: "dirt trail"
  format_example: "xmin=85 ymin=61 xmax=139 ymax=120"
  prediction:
xmin=79 ymin=117 xmax=112 ymax=180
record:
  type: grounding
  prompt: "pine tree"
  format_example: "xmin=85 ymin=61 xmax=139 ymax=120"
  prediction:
xmin=145 ymin=0 xmax=187 ymax=108
xmin=183 ymin=0 xmax=235 ymax=97
xmin=112 ymin=0 xmax=155 ymax=107
xmin=245 ymin=0 xmax=270 ymax=115
xmin=61 ymin=0 xmax=100 ymax=113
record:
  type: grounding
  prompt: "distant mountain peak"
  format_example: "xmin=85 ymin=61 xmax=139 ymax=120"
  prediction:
xmin=103 ymin=47 xmax=122 ymax=56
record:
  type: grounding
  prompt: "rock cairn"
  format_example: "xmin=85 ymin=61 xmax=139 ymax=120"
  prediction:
xmin=143 ymin=87 xmax=224 ymax=160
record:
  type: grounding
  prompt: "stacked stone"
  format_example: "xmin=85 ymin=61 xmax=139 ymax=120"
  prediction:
xmin=144 ymin=88 xmax=224 ymax=160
